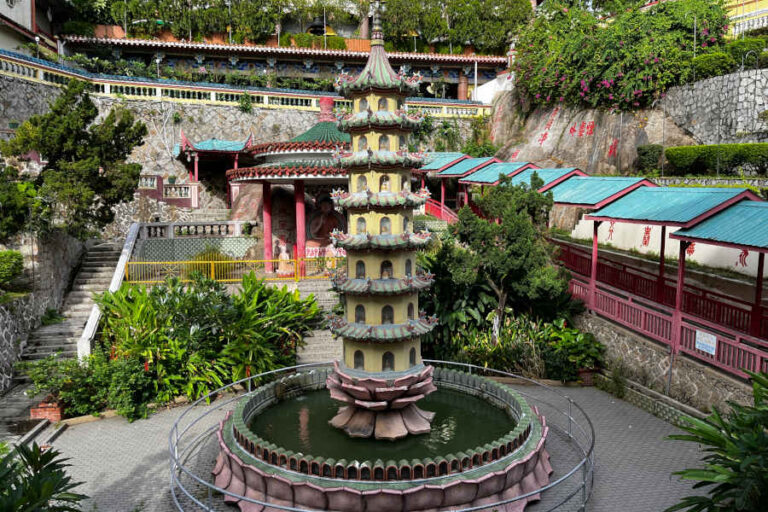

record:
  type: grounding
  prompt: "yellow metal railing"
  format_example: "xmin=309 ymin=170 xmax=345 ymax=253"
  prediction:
xmin=125 ymin=257 xmax=345 ymax=284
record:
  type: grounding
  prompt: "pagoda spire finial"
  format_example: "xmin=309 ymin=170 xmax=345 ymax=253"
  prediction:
xmin=371 ymin=0 xmax=384 ymax=45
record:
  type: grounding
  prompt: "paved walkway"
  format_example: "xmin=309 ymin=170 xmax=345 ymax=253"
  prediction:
xmin=46 ymin=386 xmax=703 ymax=512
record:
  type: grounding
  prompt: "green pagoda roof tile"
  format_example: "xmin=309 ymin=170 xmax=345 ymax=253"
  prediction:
xmin=331 ymin=274 xmax=434 ymax=295
xmin=339 ymin=110 xmax=422 ymax=132
xmin=340 ymin=150 xmax=423 ymax=169
xmin=588 ymin=187 xmax=758 ymax=226
xmin=332 ymin=189 xmax=430 ymax=209
xmin=328 ymin=315 xmax=438 ymax=342
xmin=548 ymin=176 xmax=654 ymax=207
xmin=335 ymin=43 xmax=421 ymax=95
xmin=331 ymin=232 xmax=432 ymax=251
xmin=671 ymin=200 xmax=768 ymax=250
xmin=289 ymin=121 xmax=350 ymax=144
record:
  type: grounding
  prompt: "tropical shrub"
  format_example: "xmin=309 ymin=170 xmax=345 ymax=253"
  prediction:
xmin=637 ymin=144 xmax=664 ymax=172
xmin=0 ymin=442 xmax=87 ymax=511
xmin=61 ymin=20 xmax=95 ymax=37
xmin=725 ymin=37 xmax=767 ymax=68
xmin=514 ymin=0 xmax=729 ymax=110
xmin=666 ymin=143 xmax=768 ymax=175
xmin=238 ymin=92 xmax=253 ymax=113
xmin=0 ymin=250 xmax=24 ymax=290
xmin=666 ymin=371 xmax=768 ymax=512
xmin=0 ymin=166 xmax=38 ymax=242
xmin=692 ymin=52 xmax=736 ymax=80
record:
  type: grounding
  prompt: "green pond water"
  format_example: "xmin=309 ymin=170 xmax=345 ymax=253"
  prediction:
xmin=248 ymin=388 xmax=515 ymax=461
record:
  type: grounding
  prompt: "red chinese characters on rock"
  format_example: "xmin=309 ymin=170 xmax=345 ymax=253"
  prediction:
xmin=538 ymin=132 xmax=549 ymax=146
xmin=569 ymin=120 xmax=595 ymax=138
xmin=686 ymin=242 xmax=696 ymax=256
xmin=510 ymin=149 xmax=520 ymax=160
xmin=641 ymin=226 xmax=652 ymax=247
xmin=608 ymin=139 xmax=619 ymax=157
xmin=544 ymin=107 xmax=560 ymax=131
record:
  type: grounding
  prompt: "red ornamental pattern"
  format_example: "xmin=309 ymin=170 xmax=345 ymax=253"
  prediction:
xmin=641 ymin=226 xmax=652 ymax=247
xmin=737 ymin=249 xmax=749 ymax=267
xmin=686 ymin=242 xmax=696 ymax=256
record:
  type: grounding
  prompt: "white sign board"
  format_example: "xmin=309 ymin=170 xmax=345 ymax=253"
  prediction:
xmin=695 ymin=330 xmax=717 ymax=356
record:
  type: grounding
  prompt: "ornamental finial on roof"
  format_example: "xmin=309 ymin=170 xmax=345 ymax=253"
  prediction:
xmin=372 ymin=0 xmax=384 ymax=44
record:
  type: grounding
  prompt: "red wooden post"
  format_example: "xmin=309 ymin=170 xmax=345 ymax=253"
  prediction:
xmin=440 ymin=178 xmax=445 ymax=209
xmin=263 ymin=182 xmax=273 ymax=271
xmin=234 ymin=153 xmax=239 ymax=170
xmin=672 ymin=242 xmax=689 ymax=355
xmin=194 ymin=153 xmax=199 ymax=182
xmin=752 ymin=252 xmax=765 ymax=337
xmin=294 ymin=180 xmax=306 ymax=277
xmin=420 ymin=174 xmax=425 ymax=189
xmin=589 ymin=220 xmax=601 ymax=307
xmin=657 ymin=225 xmax=667 ymax=302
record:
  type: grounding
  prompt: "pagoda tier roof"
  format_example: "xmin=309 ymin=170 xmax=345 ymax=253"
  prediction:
xmin=226 ymin=160 xmax=345 ymax=181
xmin=331 ymin=273 xmax=434 ymax=295
xmin=328 ymin=315 xmax=438 ymax=342
xmin=248 ymin=139 xmax=348 ymax=154
xmin=335 ymin=40 xmax=421 ymax=95
xmin=330 ymin=232 xmax=432 ymax=250
xmin=62 ymin=36 xmax=507 ymax=66
xmin=339 ymin=110 xmax=422 ymax=132
xmin=340 ymin=150 xmax=424 ymax=169
xmin=332 ymin=189 xmax=430 ymax=209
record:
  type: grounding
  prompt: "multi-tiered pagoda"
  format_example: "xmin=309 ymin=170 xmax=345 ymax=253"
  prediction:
xmin=325 ymin=2 xmax=438 ymax=441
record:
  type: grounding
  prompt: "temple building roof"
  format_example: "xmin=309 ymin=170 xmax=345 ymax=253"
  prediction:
xmin=174 ymin=131 xmax=253 ymax=157
xmin=227 ymin=160 xmax=345 ymax=181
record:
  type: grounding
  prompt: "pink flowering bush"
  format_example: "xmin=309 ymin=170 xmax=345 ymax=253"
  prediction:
xmin=513 ymin=0 xmax=728 ymax=111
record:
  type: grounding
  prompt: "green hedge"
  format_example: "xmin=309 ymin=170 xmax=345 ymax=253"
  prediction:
xmin=637 ymin=144 xmax=663 ymax=171
xmin=692 ymin=52 xmax=735 ymax=80
xmin=665 ymin=144 xmax=768 ymax=175
xmin=0 ymin=250 xmax=23 ymax=290
xmin=725 ymin=37 xmax=766 ymax=67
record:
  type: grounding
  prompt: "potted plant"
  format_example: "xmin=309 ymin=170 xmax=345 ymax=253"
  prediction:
xmin=167 ymin=175 xmax=177 ymax=184
xmin=549 ymin=320 xmax=605 ymax=386
xmin=17 ymin=355 xmax=70 ymax=422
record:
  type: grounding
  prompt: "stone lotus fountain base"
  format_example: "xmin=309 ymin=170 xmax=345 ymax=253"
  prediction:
xmin=326 ymin=361 xmax=438 ymax=440
xmin=213 ymin=367 xmax=552 ymax=511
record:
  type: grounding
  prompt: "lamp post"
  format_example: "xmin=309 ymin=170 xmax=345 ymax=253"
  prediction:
xmin=155 ymin=57 xmax=161 ymax=78
xmin=226 ymin=0 xmax=232 ymax=44
xmin=652 ymin=98 xmax=666 ymax=177
xmin=34 ymin=36 xmax=39 ymax=58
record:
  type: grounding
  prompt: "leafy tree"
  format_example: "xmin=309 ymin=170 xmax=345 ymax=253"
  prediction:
xmin=0 ymin=167 xmax=40 ymax=241
xmin=667 ymin=371 xmax=768 ymax=512
xmin=445 ymin=174 xmax=570 ymax=342
xmin=0 ymin=442 xmax=87 ymax=511
xmin=0 ymin=80 xmax=147 ymax=239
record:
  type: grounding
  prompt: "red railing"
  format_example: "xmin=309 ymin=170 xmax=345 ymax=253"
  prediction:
xmin=555 ymin=241 xmax=766 ymax=340
xmin=569 ymin=276 xmax=768 ymax=379
xmin=425 ymin=199 xmax=459 ymax=224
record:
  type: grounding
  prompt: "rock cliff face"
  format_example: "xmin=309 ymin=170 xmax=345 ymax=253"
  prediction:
xmin=490 ymin=90 xmax=695 ymax=173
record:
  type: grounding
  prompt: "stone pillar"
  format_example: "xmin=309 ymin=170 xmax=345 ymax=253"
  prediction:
xmin=263 ymin=182 xmax=273 ymax=270
xmin=458 ymin=72 xmax=469 ymax=101
xmin=359 ymin=16 xmax=370 ymax=39
xmin=752 ymin=252 xmax=765 ymax=337
xmin=294 ymin=180 xmax=306 ymax=276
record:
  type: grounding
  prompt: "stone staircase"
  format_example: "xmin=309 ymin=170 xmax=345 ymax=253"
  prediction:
xmin=294 ymin=280 xmax=342 ymax=364
xmin=188 ymin=208 xmax=231 ymax=222
xmin=0 ymin=242 xmax=121 ymax=442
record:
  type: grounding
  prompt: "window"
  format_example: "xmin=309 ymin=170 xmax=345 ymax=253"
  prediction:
xmin=380 ymin=260 xmax=393 ymax=279
xmin=382 ymin=351 xmax=395 ymax=371
xmin=355 ymin=260 xmax=366 ymax=279
xmin=357 ymin=136 xmax=367 ymax=152
xmin=407 ymin=303 xmax=415 ymax=320
xmin=381 ymin=305 xmax=394 ymax=324
xmin=357 ymin=175 xmax=368 ymax=191
xmin=379 ymin=175 xmax=390 ymax=192
xmin=379 ymin=135 xmax=390 ymax=151
xmin=399 ymin=135 xmax=406 ymax=150
xmin=354 ymin=350 xmax=365 ymax=370
xmin=380 ymin=217 xmax=391 ymax=235
xmin=401 ymin=175 xmax=409 ymax=191
xmin=377 ymin=97 xmax=388 ymax=111
xmin=403 ymin=217 xmax=410 ymax=233
xmin=409 ymin=347 xmax=416 ymax=367
xmin=356 ymin=217 xmax=367 ymax=234
xmin=355 ymin=305 xmax=366 ymax=323
xmin=359 ymin=98 xmax=368 ymax=111
xmin=405 ymin=259 xmax=412 ymax=276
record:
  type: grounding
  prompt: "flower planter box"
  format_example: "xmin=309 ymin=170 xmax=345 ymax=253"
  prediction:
xmin=578 ymin=368 xmax=596 ymax=387
xmin=30 ymin=401 xmax=64 ymax=422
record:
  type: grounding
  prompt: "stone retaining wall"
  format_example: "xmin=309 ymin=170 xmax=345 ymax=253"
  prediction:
xmin=575 ymin=312 xmax=752 ymax=413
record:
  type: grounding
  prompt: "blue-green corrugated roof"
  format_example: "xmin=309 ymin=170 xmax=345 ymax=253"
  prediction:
xmin=461 ymin=166 xmax=578 ymax=187
xmin=590 ymin=187 xmax=750 ymax=225
xmin=672 ymin=201 xmax=768 ymax=250
xmin=549 ymin=177 xmax=649 ymax=206
xmin=451 ymin=161 xmax=530 ymax=182
xmin=436 ymin=157 xmax=495 ymax=177
xmin=193 ymin=138 xmax=248 ymax=152
xmin=419 ymin=152 xmax=467 ymax=171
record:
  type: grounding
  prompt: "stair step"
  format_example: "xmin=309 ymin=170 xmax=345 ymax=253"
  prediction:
xmin=25 ymin=350 xmax=77 ymax=360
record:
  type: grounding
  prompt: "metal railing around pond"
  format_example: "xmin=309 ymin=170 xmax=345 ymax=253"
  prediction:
xmin=126 ymin=257 xmax=345 ymax=284
xmin=168 ymin=361 xmax=595 ymax=511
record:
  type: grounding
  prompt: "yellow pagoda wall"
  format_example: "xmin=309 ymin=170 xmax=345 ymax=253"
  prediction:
xmin=345 ymin=252 xmax=414 ymax=279
xmin=343 ymin=338 xmax=422 ymax=372
xmin=350 ymin=211 xmax=412 ymax=235
xmin=345 ymin=294 xmax=418 ymax=325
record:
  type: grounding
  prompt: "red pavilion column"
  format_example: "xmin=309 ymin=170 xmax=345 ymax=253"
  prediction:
xmin=194 ymin=153 xmax=199 ymax=182
xmin=672 ymin=242 xmax=690 ymax=355
xmin=657 ymin=225 xmax=667 ymax=303
xmin=752 ymin=252 xmax=765 ymax=337
xmin=294 ymin=180 xmax=306 ymax=277
xmin=458 ymin=72 xmax=469 ymax=101
xmin=589 ymin=221 xmax=601 ymax=308
xmin=263 ymin=182 xmax=273 ymax=271
xmin=440 ymin=179 xmax=445 ymax=209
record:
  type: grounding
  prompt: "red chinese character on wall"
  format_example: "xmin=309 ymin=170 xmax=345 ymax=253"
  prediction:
xmin=569 ymin=123 xmax=577 ymax=137
xmin=578 ymin=122 xmax=586 ymax=138
xmin=607 ymin=221 xmax=616 ymax=241
xmin=538 ymin=132 xmax=549 ymax=146
xmin=641 ymin=226 xmax=652 ymax=247
xmin=608 ymin=139 xmax=619 ymax=157
xmin=586 ymin=121 xmax=595 ymax=136
xmin=510 ymin=149 xmax=520 ymax=160
xmin=686 ymin=242 xmax=696 ymax=256
xmin=737 ymin=249 xmax=749 ymax=267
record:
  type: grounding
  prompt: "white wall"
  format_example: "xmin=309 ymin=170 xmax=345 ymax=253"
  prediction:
xmin=474 ymin=72 xmax=513 ymax=105
xmin=570 ymin=217 xmax=761 ymax=278
xmin=0 ymin=0 xmax=33 ymax=32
